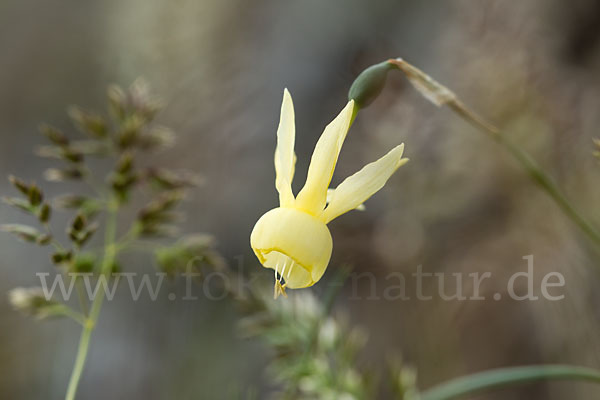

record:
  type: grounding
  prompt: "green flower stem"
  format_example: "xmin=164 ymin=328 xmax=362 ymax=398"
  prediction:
xmin=420 ymin=365 xmax=600 ymax=400
xmin=498 ymin=131 xmax=600 ymax=246
xmin=444 ymin=98 xmax=600 ymax=247
xmin=65 ymin=198 xmax=119 ymax=400
xmin=350 ymin=102 xmax=360 ymax=126
xmin=378 ymin=58 xmax=600 ymax=249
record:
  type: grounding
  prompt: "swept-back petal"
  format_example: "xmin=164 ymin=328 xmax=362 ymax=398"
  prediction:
xmin=322 ymin=144 xmax=408 ymax=223
xmin=326 ymin=188 xmax=365 ymax=211
xmin=275 ymin=89 xmax=296 ymax=207
xmin=295 ymin=100 xmax=355 ymax=214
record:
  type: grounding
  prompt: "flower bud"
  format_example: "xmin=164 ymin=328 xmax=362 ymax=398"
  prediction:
xmin=38 ymin=203 xmax=51 ymax=223
xmin=44 ymin=167 xmax=83 ymax=182
xmin=39 ymin=124 xmax=69 ymax=146
xmin=72 ymin=253 xmax=96 ymax=273
xmin=8 ymin=175 xmax=30 ymax=196
xmin=348 ymin=61 xmax=394 ymax=109
xmin=68 ymin=106 xmax=108 ymax=138
xmin=107 ymin=85 xmax=126 ymax=120
xmin=51 ymin=250 xmax=73 ymax=266
xmin=27 ymin=185 xmax=43 ymax=206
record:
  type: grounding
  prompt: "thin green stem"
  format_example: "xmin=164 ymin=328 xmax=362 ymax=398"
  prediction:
xmin=64 ymin=199 xmax=119 ymax=400
xmin=75 ymin=279 xmax=89 ymax=317
xmin=446 ymin=99 xmax=600 ymax=247
xmin=114 ymin=222 xmax=142 ymax=252
xmin=53 ymin=305 xmax=87 ymax=326
xmin=43 ymin=222 xmax=65 ymax=252
xmin=420 ymin=365 xmax=600 ymax=400
xmin=382 ymin=59 xmax=600 ymax=249
xmin=64 ymin=322 xmax=94 ymax=400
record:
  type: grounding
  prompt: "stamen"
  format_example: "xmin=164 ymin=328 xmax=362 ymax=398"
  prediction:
xmin=272 ymin=256 xmax=291 ymax=299
xmin=274 ymin=280 xmax=288 ymax=299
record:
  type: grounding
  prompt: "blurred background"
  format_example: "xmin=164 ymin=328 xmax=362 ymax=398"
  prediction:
xmin=2 ymin=0 xmax=600 ymax=398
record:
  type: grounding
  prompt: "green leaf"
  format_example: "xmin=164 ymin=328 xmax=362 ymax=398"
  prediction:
xmin=420 ymin=365 xmax=600 ymax=400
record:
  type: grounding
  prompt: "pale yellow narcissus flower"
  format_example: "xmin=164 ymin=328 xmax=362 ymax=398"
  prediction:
xmin=250 ymin=89 xmax=408 ymax=298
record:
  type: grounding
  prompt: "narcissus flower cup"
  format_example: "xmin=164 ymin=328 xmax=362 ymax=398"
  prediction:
xmin=251 ymin=89 xmax=408 ymax=298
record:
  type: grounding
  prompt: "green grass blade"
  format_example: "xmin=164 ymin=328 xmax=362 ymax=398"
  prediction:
xmin=420 ymin=365 xmax=600 ymax=400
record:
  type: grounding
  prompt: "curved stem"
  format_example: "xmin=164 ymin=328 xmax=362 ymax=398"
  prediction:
xmin=497 ymin=135 xmax=600 ymax=246
xmin=444 ymin=98 xmax=600 ymax=246
xmin=114 ymin=222 xmax=142 ymax=252
xmin=420 ymin=365 xmax=600 ymax=400
xmin=65 ymin=199 xmax=119 ymax=400
xmin=383 ymin=58 xmax=600 ymax=249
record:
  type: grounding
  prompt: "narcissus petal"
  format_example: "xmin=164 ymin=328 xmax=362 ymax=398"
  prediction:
xmin=295 ymin=100 xmax=354 ymax=214
xmin=251 ymin=207 xmax=332 ymax=289
xmin=322 ymin=144 xmax=407 ymax=223
xmin=275 ymin=89 xmax=296 ymax=207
